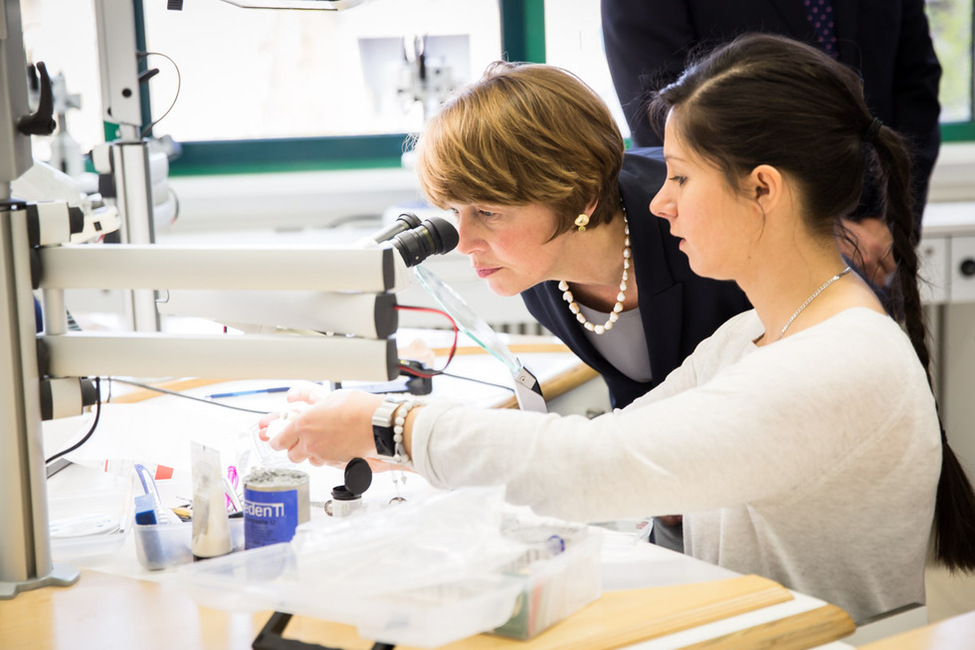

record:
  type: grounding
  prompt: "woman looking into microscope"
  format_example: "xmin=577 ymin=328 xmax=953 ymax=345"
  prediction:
xmin=409 ymin=61 xmax=752 ymax=550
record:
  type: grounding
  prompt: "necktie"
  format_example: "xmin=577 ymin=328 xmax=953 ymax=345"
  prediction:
xmin=803 ymin=0 xmax=838 ymax=58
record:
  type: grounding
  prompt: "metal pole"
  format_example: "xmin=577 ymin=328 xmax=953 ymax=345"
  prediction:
xmin=94 ymin=0 xmax=158 ymax=331
xmin=0 ymin=194 xmax=79 ymax=598
xmin=0 ymin=0 xmax=78 ymax=599
xmin=111 ymin=140 xmax=159 ymax=332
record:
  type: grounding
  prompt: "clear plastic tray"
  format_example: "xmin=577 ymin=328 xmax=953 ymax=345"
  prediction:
xmin=177 ymin=488 xmax=601 ymax=648
xmin=48 ymin=485 xmax=131 ymax=561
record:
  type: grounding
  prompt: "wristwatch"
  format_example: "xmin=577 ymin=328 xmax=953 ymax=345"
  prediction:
xmin=371 ymin=398 xmax=400 ymax=458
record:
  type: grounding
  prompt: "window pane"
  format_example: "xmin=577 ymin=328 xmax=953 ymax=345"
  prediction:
xmin=550 ymin=0 xmax=975 ymax=131
xmin=926 ymin=0 xmax=971 ymax=123
xmin=142 ymin=0 xmax=502 ymax=141
xmin=544 ymin=0 xmax=631 ymax=140
xmin=21 ymin=0 xmax=104 ymax=159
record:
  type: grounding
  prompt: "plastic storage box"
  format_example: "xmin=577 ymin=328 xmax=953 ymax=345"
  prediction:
xmin=491 ymin=526 xmax=602 ymax=640
xmin=135 ymin=518 xmax=245 ymax=571
xmin=177 ymin=488 xmax=601 ymax=648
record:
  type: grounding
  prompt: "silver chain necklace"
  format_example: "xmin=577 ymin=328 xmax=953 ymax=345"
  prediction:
xmin=777 ymin=266 xmax=852 ymax=340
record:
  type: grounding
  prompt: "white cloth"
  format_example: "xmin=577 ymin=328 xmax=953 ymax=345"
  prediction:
xmin=411 ymin=308 xmax=941 ymax=622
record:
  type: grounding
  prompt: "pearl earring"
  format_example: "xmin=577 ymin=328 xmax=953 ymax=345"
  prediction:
xmin=574 ymin=214 xmax=590 ymax=232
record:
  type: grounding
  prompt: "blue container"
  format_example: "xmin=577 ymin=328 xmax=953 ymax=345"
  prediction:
xmin=243 ymin=468 xmax=310 ymax=549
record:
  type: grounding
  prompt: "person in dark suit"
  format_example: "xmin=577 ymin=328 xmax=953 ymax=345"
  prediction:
xmin=601 ymin=0 xmax=942 ymax=287
xmin=411 ymin=61 xmax=750 ymax=551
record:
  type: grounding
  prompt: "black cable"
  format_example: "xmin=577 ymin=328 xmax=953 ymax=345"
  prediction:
xmin=437 ymin=372 xmax=515 ymax=392
xmin=43 ymin=375 xmax=271 ymax=465
xmin=138 ymin=50 xmax=181 ymax=138
xmin=109 ymin=377 xmax=271 ymax=415
xmin=45 ymin=377 xmax=102 ymax=465
xmin=40 ymin=367 xmax=505 ymax=466
xmin=166 ymin=185 xmax=180 ymax=225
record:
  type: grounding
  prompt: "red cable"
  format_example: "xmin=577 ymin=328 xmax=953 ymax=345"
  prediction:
xmin=394 ymin=305 xmax=458 ymax=375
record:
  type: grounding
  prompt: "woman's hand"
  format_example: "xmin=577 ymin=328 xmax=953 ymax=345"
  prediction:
xmin=256 ymin=382 xmax=329 ymax=442
xmin=258 ymin=389 xmax=385 ymax=467
xmin=839 ymin=216 xmax=896 ymax=288
xmin=283 ymin=381 xmax=330 ymax=406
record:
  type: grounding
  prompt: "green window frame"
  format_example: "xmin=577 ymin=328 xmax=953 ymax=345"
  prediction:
xmin=943 ymin=123 xmax=975 ymax=142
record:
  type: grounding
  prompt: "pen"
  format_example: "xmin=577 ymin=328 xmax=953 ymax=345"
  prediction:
xmin=205 ymin=386 xmax=291 ymax=399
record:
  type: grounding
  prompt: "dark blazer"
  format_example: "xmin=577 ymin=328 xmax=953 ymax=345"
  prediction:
xmin=521 ymin=148 xmax=751 ymax=409
xmin=601 ymin=0 xmax=942 ymax=224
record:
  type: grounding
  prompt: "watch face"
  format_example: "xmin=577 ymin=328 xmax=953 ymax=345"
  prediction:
xmin=374 ymin=426 xmax=396 ymax=457
xmin=372 ymin=400 xmax=399 ymax=457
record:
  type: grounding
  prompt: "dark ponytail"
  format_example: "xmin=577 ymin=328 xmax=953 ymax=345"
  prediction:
xmin=934 ymin=435 xmax=975 ymax=570
xmin=873 ymin=124 xmax=975 ymax=571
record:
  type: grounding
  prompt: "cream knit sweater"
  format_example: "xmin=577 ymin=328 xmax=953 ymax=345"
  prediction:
xmin=411 ymin=308 xmax=941 ymax=622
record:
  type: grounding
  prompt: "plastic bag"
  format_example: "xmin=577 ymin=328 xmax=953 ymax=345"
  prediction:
xmin=178 ymin=486 xmax=600 ymax=647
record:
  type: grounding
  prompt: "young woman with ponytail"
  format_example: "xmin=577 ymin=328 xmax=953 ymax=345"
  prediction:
xmin=260 ymin=33 xmax=975 ymax=623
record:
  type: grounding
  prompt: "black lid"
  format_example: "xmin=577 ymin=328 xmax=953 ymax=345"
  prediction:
xmin=342 ymin=457 xmax=373 ymax=497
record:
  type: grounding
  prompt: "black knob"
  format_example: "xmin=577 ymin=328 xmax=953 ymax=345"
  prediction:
xmin=961 ymin=259 xmax=975 ymax=277
xmin=18 ymin=61 xmax=57 ymax=136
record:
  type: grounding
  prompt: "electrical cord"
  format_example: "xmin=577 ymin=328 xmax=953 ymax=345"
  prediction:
xmin=108 ymin=378 xmax=271 ymax=415
xmin=166 ymin=185 xmax=181 ymax=226
xmin=138 ymin=50 xmax=181 ymax=138
xmin=436 ymin=372 xmax=515 ymax=392
xmin=394 ymin=304 xmax=514 ymax=391
xmin=395 ymin=304 xmax=458 ymax=376
xmin=42 ymin=305 xmax=498 ymax=463
xmin=45 ymin=377 xmax=101 ymax=465
xmin=43 ymin=376 xmax=270 ymax=466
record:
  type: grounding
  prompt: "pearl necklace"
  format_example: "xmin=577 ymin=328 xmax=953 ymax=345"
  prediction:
xmin=777 ymin=266 xmax=852 ymax=340
xmin=558 ymin=215 xmax=630 ymax=335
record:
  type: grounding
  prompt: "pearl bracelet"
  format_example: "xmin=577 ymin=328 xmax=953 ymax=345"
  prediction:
xmin=392 ymin=399 xmax=419 ymax=467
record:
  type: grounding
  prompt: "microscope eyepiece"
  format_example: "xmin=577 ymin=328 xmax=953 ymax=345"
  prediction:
xmin=368 ymin=212 xmax=423 ymax=245
xmin=390 ymin=216 xmax=459 ymax=267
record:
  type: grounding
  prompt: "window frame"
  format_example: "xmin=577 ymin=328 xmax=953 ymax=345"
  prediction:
xmin=133 ymin=0 xmax=545 ymax=177
xmin=937 ymin=0 xmax=975 ymax=143
xmin=943 ymin=123 xmax=975 ymax=142
xmin=136 ymin=0 xmax=973 ymax=176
